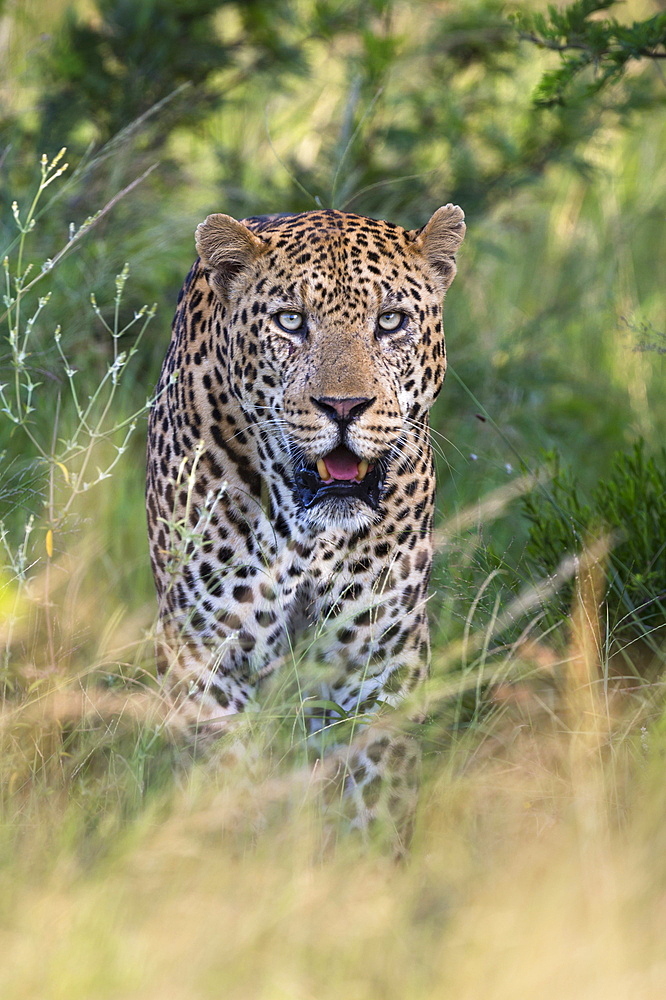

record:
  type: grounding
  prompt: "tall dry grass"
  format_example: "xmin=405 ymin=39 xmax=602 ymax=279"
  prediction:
xmin=1 ymin=491 xmax=665 ymax=999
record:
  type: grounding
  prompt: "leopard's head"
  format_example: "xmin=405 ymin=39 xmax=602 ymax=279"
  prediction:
xmin=195 ymin=207 xmax=465 ymax=529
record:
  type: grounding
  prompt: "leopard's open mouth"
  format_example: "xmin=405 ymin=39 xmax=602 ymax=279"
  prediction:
xmin=293 ymin=445 xmax=386 ymax=510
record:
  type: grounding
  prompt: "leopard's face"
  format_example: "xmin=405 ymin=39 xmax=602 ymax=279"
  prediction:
xmin=195 ymin=208 xmax=465 ymax=531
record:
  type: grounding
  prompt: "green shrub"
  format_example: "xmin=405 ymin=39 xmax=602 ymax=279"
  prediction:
xmin=37 ymin=0 xmax=304 ymax=154
xmin=523 ymin=442 xmax=666 ymax=653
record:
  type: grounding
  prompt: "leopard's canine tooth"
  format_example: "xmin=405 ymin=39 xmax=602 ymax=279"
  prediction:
xmin=316 ymin=458 xmax=329 ymax=480
xmin=357 ymin=459 xmax=369 ymax=481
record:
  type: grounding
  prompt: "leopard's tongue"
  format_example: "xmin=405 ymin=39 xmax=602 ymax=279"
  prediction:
xmin=319 ymin=447 xmax=361 ymax=482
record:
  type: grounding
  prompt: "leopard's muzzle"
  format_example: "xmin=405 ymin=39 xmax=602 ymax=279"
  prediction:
xmin=292 ymin=445 xmax=386 ymax=510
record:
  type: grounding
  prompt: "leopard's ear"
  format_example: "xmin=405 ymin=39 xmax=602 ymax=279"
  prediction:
xmin=195 ymin=213 xmax=268 ymax=298
xmin=408 ymin=204 xmax=466 ymax=292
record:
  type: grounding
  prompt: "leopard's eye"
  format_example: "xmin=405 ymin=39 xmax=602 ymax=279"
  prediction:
xmin=274 ymin=311 xmax=304 ymax=333
xmin=377 ymin=311 xmax=405 ymax=333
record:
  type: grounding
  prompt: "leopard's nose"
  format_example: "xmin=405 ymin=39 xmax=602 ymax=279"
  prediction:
xmin=311 ymin=396 xmax=375 ymax=422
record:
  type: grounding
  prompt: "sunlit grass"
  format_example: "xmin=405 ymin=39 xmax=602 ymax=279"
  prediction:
xmin=1 ymin=569 xmax=665 ymax=999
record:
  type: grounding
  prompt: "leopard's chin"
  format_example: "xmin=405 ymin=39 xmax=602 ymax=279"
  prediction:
xmin=301 ymin=496 xmax=381 ymax=533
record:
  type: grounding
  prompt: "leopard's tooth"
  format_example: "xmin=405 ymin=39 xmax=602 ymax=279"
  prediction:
xmin=357 ymin=459 xmax=369 ymax=481
xmin=316 ymin=458 xmax=329 ymax=480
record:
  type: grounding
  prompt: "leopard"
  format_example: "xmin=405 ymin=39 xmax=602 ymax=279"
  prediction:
xmin=146 ymin=204 xmax=465 ymax=847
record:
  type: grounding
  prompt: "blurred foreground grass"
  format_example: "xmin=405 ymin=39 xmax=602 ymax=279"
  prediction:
xmin=1 ymin=465 xmax=665 ymax=998
xmin=2 ymin=585 xmax=666 ymax=999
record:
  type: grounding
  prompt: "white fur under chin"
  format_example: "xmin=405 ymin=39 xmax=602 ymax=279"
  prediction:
xmin=303 ymin=497 xmax=379 ymax=534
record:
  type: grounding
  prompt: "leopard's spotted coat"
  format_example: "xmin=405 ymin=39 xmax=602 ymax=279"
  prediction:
xmin=146 ymin=206 xmax=465 ymax=843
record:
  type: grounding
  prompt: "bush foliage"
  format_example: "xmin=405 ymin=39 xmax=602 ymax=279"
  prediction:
xmin=516 ymin=0 xmax=666 ymax=107
xmin=523 ymin=444 xmax=666 ymax=653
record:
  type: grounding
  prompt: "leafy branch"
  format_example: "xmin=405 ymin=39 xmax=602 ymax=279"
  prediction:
xmin=514 ymin=0 xmax=666 ymax=106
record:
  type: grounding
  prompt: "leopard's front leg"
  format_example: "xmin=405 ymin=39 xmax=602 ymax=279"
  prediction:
xmin=309 ymin=566 xmax=431 ymax=851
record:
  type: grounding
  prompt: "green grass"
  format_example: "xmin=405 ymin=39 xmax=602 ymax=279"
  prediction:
xmin=1 ymin=1 xmax=666 ymax=993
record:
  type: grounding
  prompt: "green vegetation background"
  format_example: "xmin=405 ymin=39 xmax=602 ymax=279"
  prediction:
xmin=1 ymin=1 xmax=666 ymax=997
